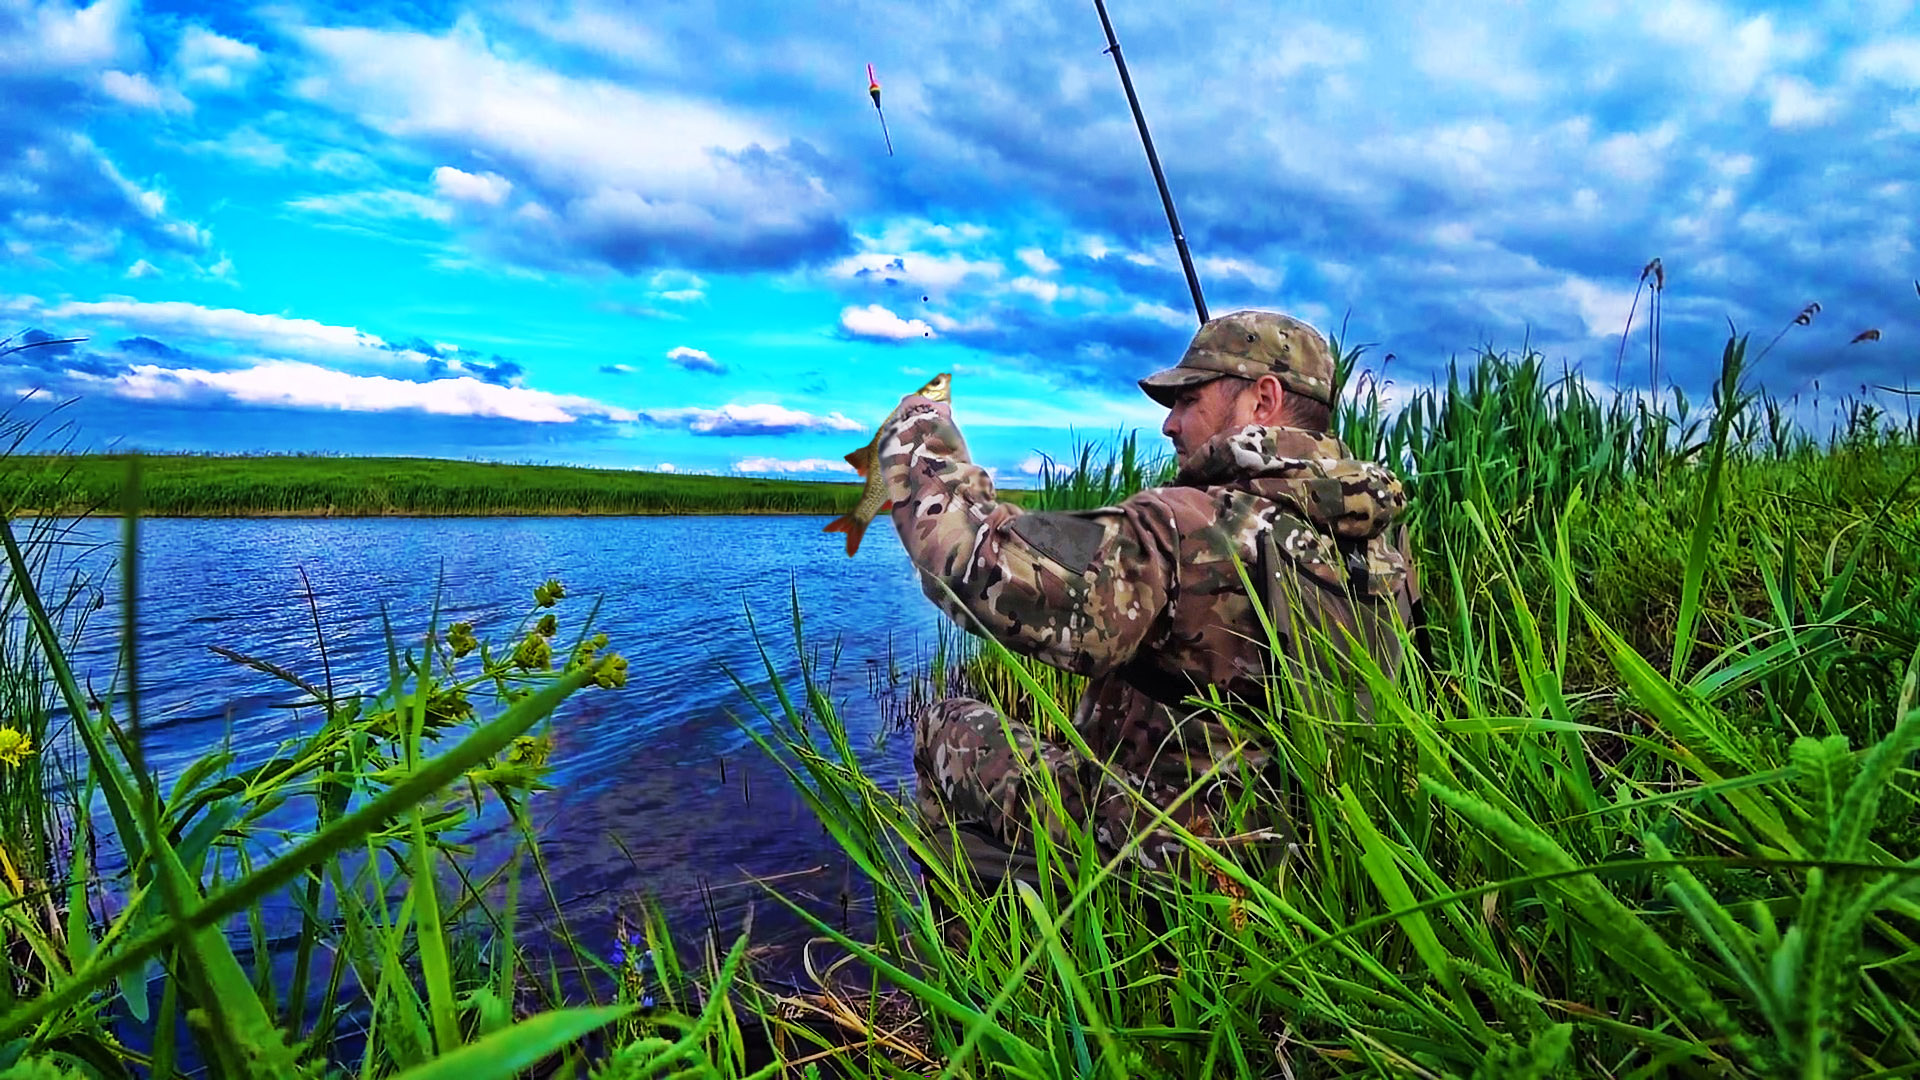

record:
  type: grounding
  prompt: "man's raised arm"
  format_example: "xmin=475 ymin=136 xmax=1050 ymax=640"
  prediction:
xmin=876 ymin=393 xmax=1181 ymax=677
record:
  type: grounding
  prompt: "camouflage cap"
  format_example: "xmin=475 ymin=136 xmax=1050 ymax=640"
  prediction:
xmin=1138 ymin=310 xmax=1336 ymax=408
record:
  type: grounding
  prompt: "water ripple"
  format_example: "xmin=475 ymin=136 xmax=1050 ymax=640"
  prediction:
xmin=41 ymin=515 xmax=954 ymax=956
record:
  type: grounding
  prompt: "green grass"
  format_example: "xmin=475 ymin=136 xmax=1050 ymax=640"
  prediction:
xmin=0 ymin=453 xmax=1040 ymax=518
xmin=723 ymin=331 xmax=1920 ymax=1077
xmin=0 ymin=324 xmax=1916 ymax=1077
xmin=0 ymin=446 xmax=775 ymax=1077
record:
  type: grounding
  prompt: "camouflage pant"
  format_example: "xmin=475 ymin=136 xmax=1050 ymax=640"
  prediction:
xmin=912 ymin=697 xmax=1199 ymax=873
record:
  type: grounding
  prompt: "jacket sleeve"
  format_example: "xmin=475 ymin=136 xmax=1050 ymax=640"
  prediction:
xmin=877 ymin=393 xmax=1179 ymax=677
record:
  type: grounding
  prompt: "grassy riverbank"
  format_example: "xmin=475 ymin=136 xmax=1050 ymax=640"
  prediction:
xmin=0 ymin=329 xmax=1916 ymax=1077
xmin=739 ymin=332 xmax=1920 ymax=1077
xmin=0 ymin=453 xmax=1041 ymax=517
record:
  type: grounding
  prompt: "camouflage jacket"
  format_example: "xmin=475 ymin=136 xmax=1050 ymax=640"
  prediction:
xmin=878 ymin=393 xmax=1421 ymax=829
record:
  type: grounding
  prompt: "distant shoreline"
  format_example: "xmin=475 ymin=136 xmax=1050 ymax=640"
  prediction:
xmin=0 ymin=453 xmax=1035 ymax=518
xmin=7 ymin=507 xmax=847 ymax=519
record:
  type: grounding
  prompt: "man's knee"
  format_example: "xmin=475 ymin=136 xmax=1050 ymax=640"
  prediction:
xmin=912 ymin=696 xmax=1059 ymax=833
xmin=910 ymin=691 xmax=1029 ymax=768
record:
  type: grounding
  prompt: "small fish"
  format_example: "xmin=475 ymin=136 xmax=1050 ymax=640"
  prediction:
xmin=824 ymin=372 xmax=951 ymax=556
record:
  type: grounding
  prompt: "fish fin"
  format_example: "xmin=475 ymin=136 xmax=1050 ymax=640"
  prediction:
xmin=844 ymin=446 xmax=872 ymax=477
xmin=822 ymin=514 xmax=866 ymax=556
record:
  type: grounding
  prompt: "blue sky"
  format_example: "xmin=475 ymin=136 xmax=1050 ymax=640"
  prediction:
xmin=2 ymin=0 xmax=1915 ymax=482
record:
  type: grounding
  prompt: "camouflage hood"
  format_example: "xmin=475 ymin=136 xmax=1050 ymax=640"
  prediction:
xmin=1173 ymin=425 xmax=1408 ymax=541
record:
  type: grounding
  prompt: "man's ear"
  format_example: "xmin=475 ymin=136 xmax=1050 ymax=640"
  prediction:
xmin=1254 ymin=375 xmax=1287 ymax=424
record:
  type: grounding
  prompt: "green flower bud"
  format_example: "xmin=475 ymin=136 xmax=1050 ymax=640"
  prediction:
xmin=513 ymin=633 xmax=552 ymax=671
xmin=509 ymin=733 xmax=552 ymax=767
xmin=447 ymin=622 xmax=478 ymax=658
xmin=593 ymin=653 xmax=629 ymax=690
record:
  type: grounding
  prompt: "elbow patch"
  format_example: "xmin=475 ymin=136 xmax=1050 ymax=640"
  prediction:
xmin=1007 ymin=510 xmax=1109 ymax=576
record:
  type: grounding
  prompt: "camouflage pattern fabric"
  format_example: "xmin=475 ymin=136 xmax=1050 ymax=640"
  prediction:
xmin=878 ymin=394 xmax=1421 ymax=875
xmin=912 ymin=696 xmax=1204 ymax=873
xmin=1137 ymin=309 xmax=1338 ymax=407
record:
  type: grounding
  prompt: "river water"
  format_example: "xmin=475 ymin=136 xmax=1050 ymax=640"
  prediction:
xmin=38 ymin=513 xmax=964 ymax=990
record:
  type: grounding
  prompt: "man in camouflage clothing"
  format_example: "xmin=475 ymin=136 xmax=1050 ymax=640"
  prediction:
xmin=874 ymin=309 xmax=1421 ymax=881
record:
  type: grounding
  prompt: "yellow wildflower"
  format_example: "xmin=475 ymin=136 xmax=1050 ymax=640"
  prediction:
xmin=513 ymin=633 xmax=552 ymax=671
xmin=0 ymin=727 xmax=33 ymax=768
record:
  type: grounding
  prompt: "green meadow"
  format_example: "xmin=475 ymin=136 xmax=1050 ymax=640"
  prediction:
xmin=0 ymin=453 xmax=1040 ymax=518
xmin=0 ymin=326 xmax=1916 ymax=1077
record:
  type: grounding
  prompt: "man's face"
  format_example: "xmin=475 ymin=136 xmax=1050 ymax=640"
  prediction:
xmin=1161 ymin=377 xmax=1253 ymax=467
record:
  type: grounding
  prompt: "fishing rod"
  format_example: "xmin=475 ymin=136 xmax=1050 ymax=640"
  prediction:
xmin=1092 ymin=0 xmax=1207 ymax=325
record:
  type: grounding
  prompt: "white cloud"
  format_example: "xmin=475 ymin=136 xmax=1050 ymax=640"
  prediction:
xmin=732 ymin=457 xmax=857 ymax=475
xmin=666 ymin=345 xmax=724 ymax=373
xmin=286 ymin=14 xmax=841 ymax=270
xmin=1769 ymin=76 xmax=1839 ymax=127
xmin=859 ymin=219 xmax=992 ymax=252
xmin=840 ymin=304 xmax=933 ymax=340
xmin=1128 ymin=301 xmax=1191 ymax=328
xmin=125 ymin=258 xmax=158 ymax=279
xmin=643 ymin=269 xmax=705 ymax=303
xmin=649 ymin=269 xmax=704 ymax=290
xmin=175 ymin=25 xmax=263 ymax=90
xmin=431 ymin=166 xmax=512 ymax=207
xmin=1429 ymin=222 xmax=1476 ymax=248
xmin=1414 ymin=19 xmax=1543 ymax=99
xmin=1643 ymin=7 xmax=1818 ymax=99
xmin=43 ymin=299 xmax=388 ymax=354
xmin=73 ymin=360 xmax=636 ymax=423
xmin=655 ymin=462 xmax=676 ymax=472
xmin=1016 ymin=247 xmax=1059 ymax=274
xmin=1073 ymin=234 xmax=1113 ymax=261
xmin=195 ymin=127 xmax=291 ymax=168
xmin=1848 ymin=37 xmax=1920 ymax=88
xmin=642 ymin=403 xmax=864 ymax=436
xmin=1009 ymin=276 xmax=1060 ymax=304
xmin=1559 ymin=274 xmax=1642 ymax=338
xmin=1710 ymin=152 xmax=1756 ymax=178
xmin=99 ymin=70 xmax=190 ymax=111
xmin=1592 ymin=121 xmax=1681 ymax=184
xmin=0 ymin=0 xmax=137 ymax=70
xmin=1260 ymin=20 xmax=1368 ymax=78
xmin=829 ymin=249 xmax=1002 ymax=294
xmin=312 ymin=150 xmax=376 ymax=177
xmin=925 ymin=310 xmax=996 ymax=333
xmin=1197 ymin=255 xmax=1281 ymax=290
xmin=288 ymin=188 xmax=453 ymax=223
xmin=508 ymin=5 xmax=670 ymax=65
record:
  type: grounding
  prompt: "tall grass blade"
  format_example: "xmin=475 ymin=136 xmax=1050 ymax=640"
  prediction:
xmin=1672 ymin=335 xmax=1746 ymax=680
xmin=385 ymin=1006 xmax=632 ymax=1080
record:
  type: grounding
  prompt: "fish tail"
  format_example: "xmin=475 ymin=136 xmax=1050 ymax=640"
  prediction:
xmin=822 ymin=514 xmax=867 ymax=556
